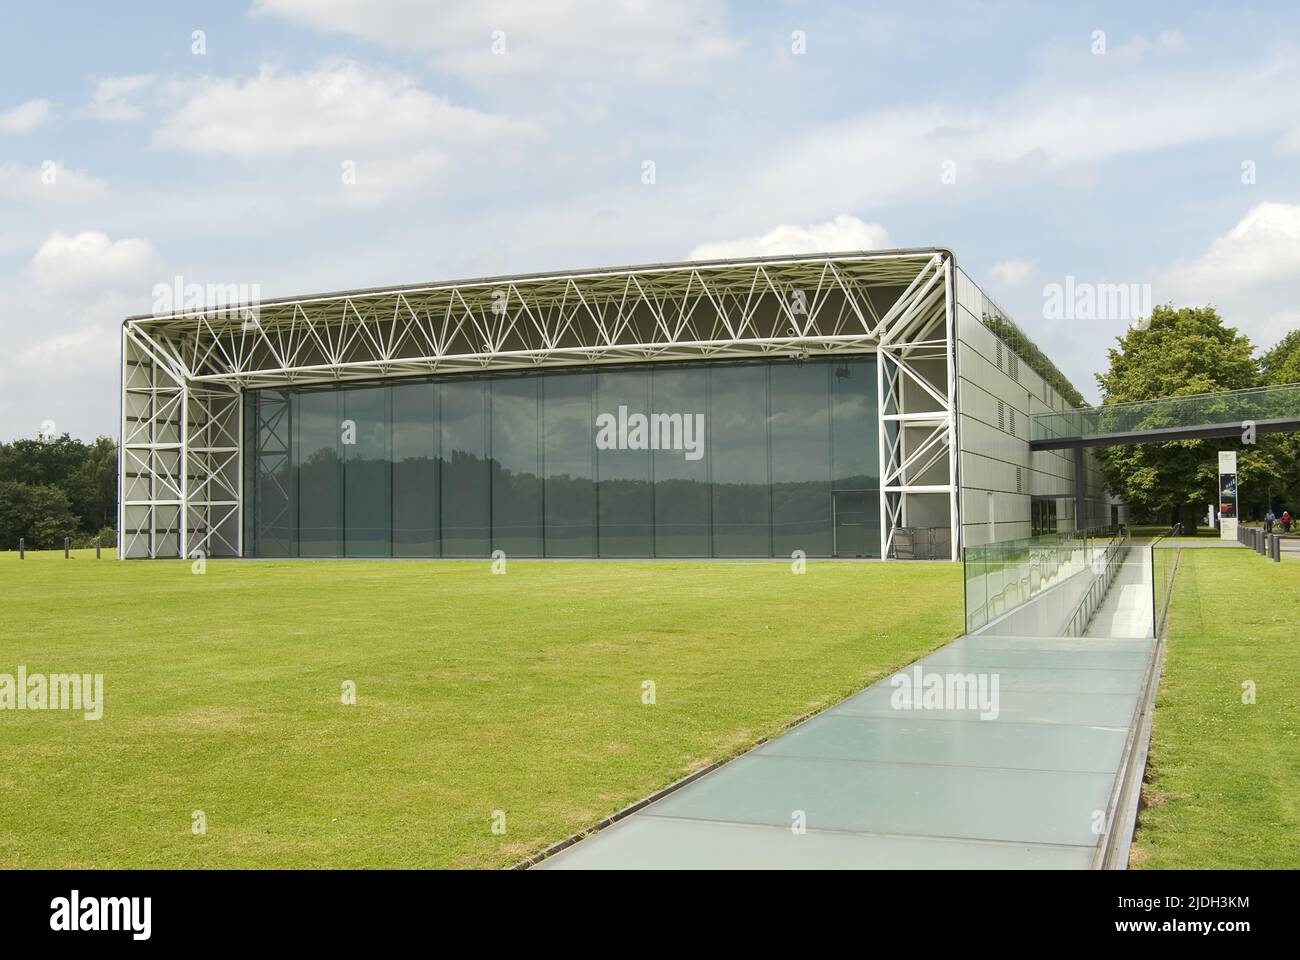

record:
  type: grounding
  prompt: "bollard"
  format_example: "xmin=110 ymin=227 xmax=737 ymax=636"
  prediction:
xmin=96 ymin=537 xmax=101 ymax=560
xmin=64 ymin=537 xmax=70 ymax=559
xmin=18 ymin=538 xmax=24 ymax=560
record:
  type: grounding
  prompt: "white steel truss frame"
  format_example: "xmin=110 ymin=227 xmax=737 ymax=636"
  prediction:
xmin=119 ymin=249 xmax=961 ymax=560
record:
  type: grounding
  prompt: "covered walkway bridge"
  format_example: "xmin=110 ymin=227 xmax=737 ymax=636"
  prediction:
xmin=1030 ymin=382 xmax=1300 ymax=523
xmin=1030 ymin=382 xmax=1300 ymax=450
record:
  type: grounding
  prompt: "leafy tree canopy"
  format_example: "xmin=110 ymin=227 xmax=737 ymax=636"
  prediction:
xmin=1261 ymin=329 xmax=1300 ymax=386
xmin=0 ymin=480 xmax=80 ymax=550
xmin=0 ymin=433 xmax=118 ymax=542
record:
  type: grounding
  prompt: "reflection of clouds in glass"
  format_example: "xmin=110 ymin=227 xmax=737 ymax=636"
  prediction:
xmin=256 ymin=355 xmax=880 ymax=557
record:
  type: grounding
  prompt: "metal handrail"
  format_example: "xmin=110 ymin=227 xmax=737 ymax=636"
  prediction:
xmin=1065 ymin=527 xmax=1130 ymax=637
xmin=1150 ymin=524 xmax=1181 ymax=638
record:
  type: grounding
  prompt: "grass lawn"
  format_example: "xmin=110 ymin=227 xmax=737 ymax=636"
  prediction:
xmin=0 ymin=551 xmax=961 ymax=869
xmin=1132 ymin=548 xmax=1300 ymax=868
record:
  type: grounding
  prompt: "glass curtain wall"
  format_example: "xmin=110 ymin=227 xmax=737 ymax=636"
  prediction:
xmin=245 ymin=355 xmax=880 ymax=558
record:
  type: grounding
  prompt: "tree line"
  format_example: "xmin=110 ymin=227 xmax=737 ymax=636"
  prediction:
xmin=0 ymin=435 xmax=117 ymax=550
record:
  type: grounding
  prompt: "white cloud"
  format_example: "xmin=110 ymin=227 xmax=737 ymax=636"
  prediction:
xmin=1109 ymin=30 xmax=1185 ymax=60
xmin=17 ymin=324 xmax=117 ymax=368
xmin=736 ymin=54 xmax=1300 ymax=222
xmin=989 ymin=259 xmax=1032 ymax=288
xmin=150 ymin=60 xmax=536 ymax=204
xmin=87 ymin=74 xmax=155 ymax=121
xmin=255 ymin=0 xmax=743 ymax=82
xmin=0 ymin=98 xmax=50 ymax=133
xmin=1161 ymin=202 xmax=1300 ymax=294
xmin=0 ymin=233 xmax=162 ymax=439
xmin=1159 ymin=202 xmax=1300 ymax=348
xmin=1156 ymin=29 xmax=1186 ymax=52
xmin=0 ymin=162 xmax=107 ymax=203
xmin=155 ymin=60 xmax=536 ymax=157
xmin=31 ymin=231 xmax=161 ymax=292
xmin=688 ymin=215 xmax=890 ymax=260
xmin=0 ymin=289 xmax=133 ymax=440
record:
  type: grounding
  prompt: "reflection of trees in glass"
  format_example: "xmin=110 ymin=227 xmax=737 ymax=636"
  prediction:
xmin=252 ymin=356 xmax=886 ymax=558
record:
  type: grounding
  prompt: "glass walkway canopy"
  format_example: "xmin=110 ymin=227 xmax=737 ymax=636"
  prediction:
xmin=1031 ymin=381 xmax=1300 ymax=449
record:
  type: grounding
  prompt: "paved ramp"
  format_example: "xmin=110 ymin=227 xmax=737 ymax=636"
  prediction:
xmin=1085 ymin=548 xmax=1153 ymax=639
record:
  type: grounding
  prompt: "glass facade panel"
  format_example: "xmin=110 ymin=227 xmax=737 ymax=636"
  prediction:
xmin=831 ymin=355 xmax=881 ymax=554
xmin=246 ymin=356 xmax=882 ymax=559
xmin=709 ymin=363 xmax=770 ymax=556
xmin=491 ymin=376 xmax=542 ymax=557
xmin=651 ymin=365 xmax=710 ymax=556
xmin=833 ymin=490 xmax=872 ymax=558
xmin=543 ymin=372 xmax=595 ymax=556
xmin=770 ymin=362 xmax=832 ymax=557
xmin=596 ymin=368 xmax=653 ymax=556
xmin=344 ymin=386 xmax=391 ymax=557
xmin=392 ymin=381 xmax=439 ymax=557
xmin=440 ymin=378 xmax=490 ymax=556
xmin=295 ymin=390 xmax=342 ymax=557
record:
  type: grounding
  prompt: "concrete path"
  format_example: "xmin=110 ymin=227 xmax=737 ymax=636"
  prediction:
xmin=537 ymin=630 xmax=1156 ymax=870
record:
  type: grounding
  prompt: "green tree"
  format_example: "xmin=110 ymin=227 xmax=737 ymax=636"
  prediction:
xmin=66 ymin=436 xmax=118 ymax=531
xmin=1095 ymin=305 xmax=1288 ymax=529
xmin=0 ymin=480 xmax=80 ymax=549
xmin=0 ymin=433 xmax=118 ymax=535
xmin=1261 ymin=330 xmax=1300 ymax=385
xmin=1259 ymin=330 xmax=1300 ymax=512
xmin=0 ymin=433 xmax=97 ymax=486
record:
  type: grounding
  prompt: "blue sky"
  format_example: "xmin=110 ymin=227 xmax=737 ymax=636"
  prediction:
xmin=3 ymin=0 xmax=1300 ymax=439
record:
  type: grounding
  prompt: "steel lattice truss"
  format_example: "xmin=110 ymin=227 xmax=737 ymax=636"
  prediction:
xmin=119 ymin=249 xmax=960 ymax=559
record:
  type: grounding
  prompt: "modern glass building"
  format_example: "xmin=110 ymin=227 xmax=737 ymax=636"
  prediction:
xmin=119 ymin=249 xmax=1106 ymax=561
